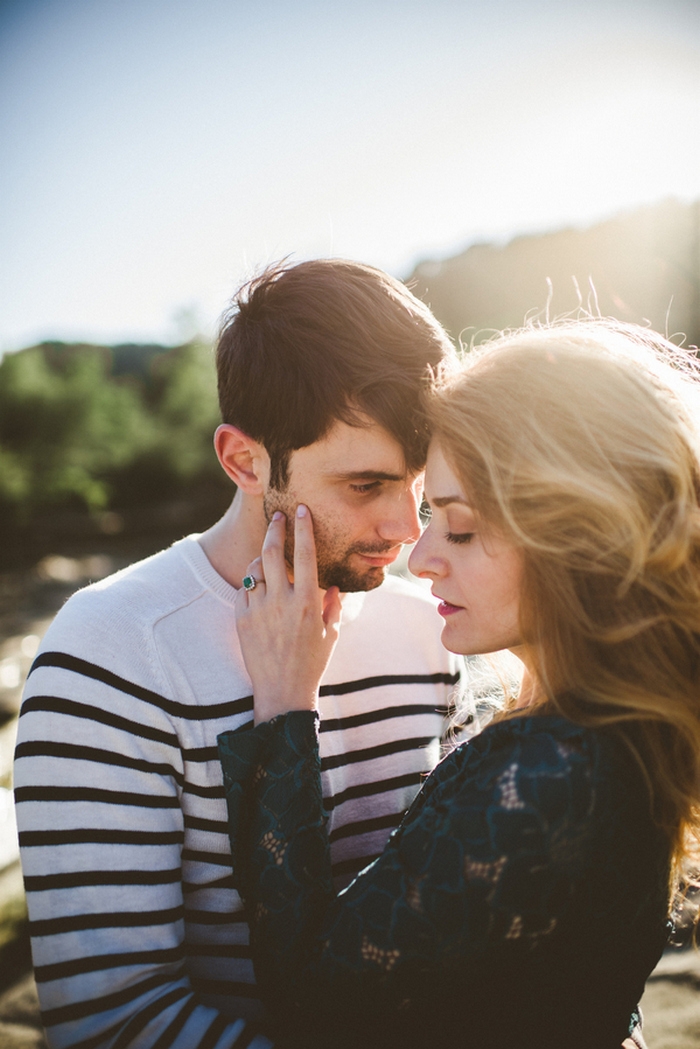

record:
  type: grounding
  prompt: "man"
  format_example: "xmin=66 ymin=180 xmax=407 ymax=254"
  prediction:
xmin=14 ymin=259 xmax=460 ymax=1048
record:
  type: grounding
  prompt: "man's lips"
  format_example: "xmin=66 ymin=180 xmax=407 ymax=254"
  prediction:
xmin=356 ymin=551 xmax=399 ymax=568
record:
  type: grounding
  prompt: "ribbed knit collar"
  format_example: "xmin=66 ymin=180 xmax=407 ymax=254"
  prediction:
xmin=176 ymin=534 xmax=240 ymax=605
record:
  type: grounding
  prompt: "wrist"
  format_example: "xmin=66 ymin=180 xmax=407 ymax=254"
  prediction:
xmin=253 ymin=689 xmax=319 ymax=726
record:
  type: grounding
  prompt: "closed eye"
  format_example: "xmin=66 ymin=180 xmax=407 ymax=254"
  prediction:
xmin=446 ymin=532 xmax=474 ymax=545
xmin=350 ymin=481 xmax=382 ymax=494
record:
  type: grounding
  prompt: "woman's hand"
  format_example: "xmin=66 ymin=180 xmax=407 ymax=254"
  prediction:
xmin=235 ymin=505 xmax=343 ymax=725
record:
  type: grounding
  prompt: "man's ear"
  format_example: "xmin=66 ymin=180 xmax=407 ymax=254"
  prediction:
xmin=214 ymin=425 xmax=269 ymax=495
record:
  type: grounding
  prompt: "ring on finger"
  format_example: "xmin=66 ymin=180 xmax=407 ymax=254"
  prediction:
xmin=242 ymin=574 xmax=260 ymax=592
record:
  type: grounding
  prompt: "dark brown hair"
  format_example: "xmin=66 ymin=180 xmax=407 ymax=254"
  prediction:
xmin=216 ymin=259 xmax=455 ymax=488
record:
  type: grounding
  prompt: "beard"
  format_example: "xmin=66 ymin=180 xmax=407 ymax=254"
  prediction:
xmin=263 ymin=488 xmax=391 ymax=592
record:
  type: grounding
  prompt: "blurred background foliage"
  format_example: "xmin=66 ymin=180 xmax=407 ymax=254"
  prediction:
xmin=1 ymin=198 xmax=698 ymax=569
xmin=0 ymin=339 xmax=230 ymax=566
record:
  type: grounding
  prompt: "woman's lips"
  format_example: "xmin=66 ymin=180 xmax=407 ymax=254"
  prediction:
xmin=437 ymin=600 xmax=463 ymax=617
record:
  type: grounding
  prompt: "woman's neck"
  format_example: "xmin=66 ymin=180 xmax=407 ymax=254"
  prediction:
xmin=509 ymin=646 xmax=541 ymax=709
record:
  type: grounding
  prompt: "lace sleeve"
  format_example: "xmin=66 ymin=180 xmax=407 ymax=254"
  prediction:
xmin=218 ymin=712 xmax=597 ymax=1043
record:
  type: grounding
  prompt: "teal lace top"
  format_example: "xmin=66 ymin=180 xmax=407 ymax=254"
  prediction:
xmin=218 ymin=711 xmax=671 ymax=1049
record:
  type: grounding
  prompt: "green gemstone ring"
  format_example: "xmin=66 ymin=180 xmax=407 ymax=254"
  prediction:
xmin=242 ymin=575 xmax=257 ymax=592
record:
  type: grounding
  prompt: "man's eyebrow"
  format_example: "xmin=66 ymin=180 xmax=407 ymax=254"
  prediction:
xmin=332 ymin=470 xmax=406 ymax=482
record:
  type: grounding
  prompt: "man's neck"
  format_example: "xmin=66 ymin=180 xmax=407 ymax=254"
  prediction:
xmin=197 ymin=490 xmax=268 ymax=590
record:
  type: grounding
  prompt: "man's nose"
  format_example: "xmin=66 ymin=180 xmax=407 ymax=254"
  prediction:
xmin=377 ymin=489 xmax=422 ymax=545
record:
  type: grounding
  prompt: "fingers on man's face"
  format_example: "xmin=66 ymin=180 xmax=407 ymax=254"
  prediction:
xmin=292 ymin=506 xmax=321 ymax=593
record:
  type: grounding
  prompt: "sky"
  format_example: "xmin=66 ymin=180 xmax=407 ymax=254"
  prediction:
xmin=1 ymin=0 xmax=699 ymax=350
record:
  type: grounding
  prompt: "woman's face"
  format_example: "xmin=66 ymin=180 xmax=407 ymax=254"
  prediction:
xmin=409 ymin=442 xmax=524 ymax=657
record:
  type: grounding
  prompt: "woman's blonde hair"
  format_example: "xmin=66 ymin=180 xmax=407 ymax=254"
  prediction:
xmin=429 ymin=320 xmax=700 ymax=894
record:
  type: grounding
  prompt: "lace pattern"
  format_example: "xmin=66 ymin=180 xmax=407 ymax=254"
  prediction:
xmin=218 ymin=710 xmax=670 ymax=1047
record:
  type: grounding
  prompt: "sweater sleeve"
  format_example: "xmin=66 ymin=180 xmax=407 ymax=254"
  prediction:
xmin=218 ymin=712 xmax=598 ymax=1045
xmin=15 ymin=651 xmax=272 ymax=1049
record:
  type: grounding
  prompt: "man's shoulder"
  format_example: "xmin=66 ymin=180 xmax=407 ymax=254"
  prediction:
xmin=37 ymin=536 xmax=210 ymax=657
xmin=24 ymin=537 xmax=225 ymax=699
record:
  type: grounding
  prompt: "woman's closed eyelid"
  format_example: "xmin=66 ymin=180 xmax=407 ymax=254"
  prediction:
xmin=445 ymin=531 xmax=474 ymax=545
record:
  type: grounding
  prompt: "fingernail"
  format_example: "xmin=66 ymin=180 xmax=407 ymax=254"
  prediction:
xmin=272 ymin=511 xmax=284 ymax=521
xmin=297 ymin=504 xmax=308 ymax=518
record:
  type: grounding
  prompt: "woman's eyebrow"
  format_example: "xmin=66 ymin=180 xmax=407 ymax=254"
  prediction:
xmin=431 ymin=495 xmax=469 ymax=508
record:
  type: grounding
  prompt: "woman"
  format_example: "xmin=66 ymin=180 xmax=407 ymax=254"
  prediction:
xmin=218 ymin=321 xmax=700 ymax=1049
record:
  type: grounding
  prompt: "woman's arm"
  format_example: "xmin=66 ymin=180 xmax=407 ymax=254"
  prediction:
xmin=219 ymin=711 xmax=597 ymax=1043
xmin=234 ymin=507 xmax=341 ymax=724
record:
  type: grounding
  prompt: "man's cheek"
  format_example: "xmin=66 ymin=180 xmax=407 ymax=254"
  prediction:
xmin=283 ymin=532 xmax=295 ymax=571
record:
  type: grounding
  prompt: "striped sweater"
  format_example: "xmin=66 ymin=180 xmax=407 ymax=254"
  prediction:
xmin=14 ymin=536 xmax=460 ymax=1049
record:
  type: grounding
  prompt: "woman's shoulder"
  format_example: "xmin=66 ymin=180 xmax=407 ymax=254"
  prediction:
xmin=438 ymin=713 xmax=646 ymax=826
xmin=435 ymin=712 xmax=631 ymax=817
xmin=457 ymin=709 xmax=625 ymax=760
xmin=396 ymin=714 xmax=617 ymax=889
xmin=449 ymin=711 xmax=599 ymax=765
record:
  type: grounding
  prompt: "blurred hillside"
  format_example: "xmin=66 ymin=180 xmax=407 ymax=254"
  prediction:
xmin=2 ymin=197 xmax=700 ymax=570
xmin=0 ymin=339 xmax=231 ymax=569
xmin=407 ymin=198 xmax=700 ymax=350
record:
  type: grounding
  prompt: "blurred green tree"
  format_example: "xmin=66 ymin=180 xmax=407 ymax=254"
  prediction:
xmin=150 ymin=340 xmax=222 ymax=479
xmin=0 ymin=339 xmax=225 ymax=529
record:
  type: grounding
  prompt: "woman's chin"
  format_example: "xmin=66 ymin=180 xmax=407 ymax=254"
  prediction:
xmin=439 ymin=622 xmax=474 ymax=656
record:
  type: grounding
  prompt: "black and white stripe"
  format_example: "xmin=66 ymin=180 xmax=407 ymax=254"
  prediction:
xmin=15 ymin=538 xmax=459 ymax=1048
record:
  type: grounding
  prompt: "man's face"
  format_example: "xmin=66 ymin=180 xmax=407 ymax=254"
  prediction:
xmin=262 ymin=416 xmax=424 ymax=591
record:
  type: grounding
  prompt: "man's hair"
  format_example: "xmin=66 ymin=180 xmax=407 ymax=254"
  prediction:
xmin=216 ymin=258 xmax=456 ymax=489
